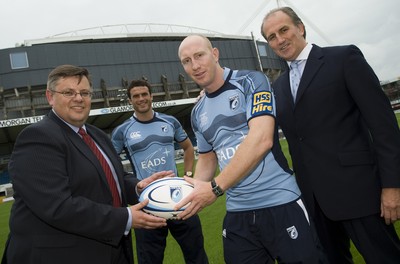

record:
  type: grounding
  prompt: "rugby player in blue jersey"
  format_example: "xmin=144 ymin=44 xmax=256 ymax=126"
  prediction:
xmin=111 ymin=79 xmax=208 ymax=264
xmin=176 ymin=34 xmax=328 ymax=263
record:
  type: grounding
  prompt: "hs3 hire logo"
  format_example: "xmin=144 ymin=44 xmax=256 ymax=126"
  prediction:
xmin=251 ymin=91 xmax=273 ymax=115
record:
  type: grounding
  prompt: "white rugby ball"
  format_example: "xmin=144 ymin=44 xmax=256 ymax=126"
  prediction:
xmin=138 ymin=177 xmax=193 ymax=219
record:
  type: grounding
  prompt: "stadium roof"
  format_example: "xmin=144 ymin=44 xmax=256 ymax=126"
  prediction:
xmin=21 ymin=23 xmax=252 ymax=47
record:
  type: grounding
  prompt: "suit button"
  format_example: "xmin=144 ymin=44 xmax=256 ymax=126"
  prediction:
xmin=299 ymin=137 xmax=304 ymax=141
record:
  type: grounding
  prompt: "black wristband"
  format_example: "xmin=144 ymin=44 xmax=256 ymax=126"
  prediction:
xmin=211 ymin=179 xmax=224 ymax=197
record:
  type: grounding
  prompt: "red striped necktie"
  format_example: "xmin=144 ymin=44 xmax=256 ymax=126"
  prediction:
xmin=78 ymin=127 xmax=121 ymax=207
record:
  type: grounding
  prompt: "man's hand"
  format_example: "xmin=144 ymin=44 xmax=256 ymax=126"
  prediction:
xmin=381 ymin=188 xmax=400 ymax=224
xmin=174 ymin=176 xmax=217 ymax=220
xmin=129 ymin=199 xmax=167 ymax=229
xmin=136 ymin=170 xmax=175 ymax=194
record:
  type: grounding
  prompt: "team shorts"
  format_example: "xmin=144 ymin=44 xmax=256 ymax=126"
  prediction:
xmin=222 ymin=198 xmax=328 ymax=263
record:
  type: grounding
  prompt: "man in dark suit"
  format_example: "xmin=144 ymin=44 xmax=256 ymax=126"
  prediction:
xmin=261 ymin=7 xmax=400 ymax=263
xmin=2 ymin=65 xmax=171 ymax=264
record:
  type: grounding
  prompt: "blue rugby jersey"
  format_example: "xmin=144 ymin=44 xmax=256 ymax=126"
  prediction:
xmin=191 ymin=68 xmax=301 ymax=212
xmin=112 ymin=112 xmax=188 ymax=180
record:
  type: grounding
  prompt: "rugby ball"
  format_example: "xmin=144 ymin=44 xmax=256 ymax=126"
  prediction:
xmin=138 ymin=177 xmax=193 ymax=219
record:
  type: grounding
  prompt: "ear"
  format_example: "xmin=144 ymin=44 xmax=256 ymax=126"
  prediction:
xmin=46 ymin=89 xmax=54 ymax=106
xmin=298 ymin=23 xmax=305 ymax=38
xmin=212 ymin=47 xmax=220 ymax=63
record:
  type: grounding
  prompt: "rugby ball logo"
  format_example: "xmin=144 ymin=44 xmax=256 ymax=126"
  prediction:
xmin=139 ymin=177 xmax=193 ymax=219
xmin=170 ymin=187 xmax=183 ymax=203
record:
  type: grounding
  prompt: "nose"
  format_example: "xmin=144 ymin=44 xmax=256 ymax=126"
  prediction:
xmin=276 ymin=33 xmax=285 ymax=44
xmin=191 ymin=60 xmax=200 ymax=70
xmin=73 ymin=93 xmax=84 ymax=100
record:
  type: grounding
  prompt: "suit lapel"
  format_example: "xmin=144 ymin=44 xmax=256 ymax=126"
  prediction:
xmin=86 ymin=127 xmax=121 ymax=177
xmin=279 ymin=70 xmax=295 ymax=108
xmin=86 ymin=126 xmax=126 ymax=202
xmin=294 ymin=45 xmax=324 ymax=105
xmin=47 ymin=111 xmax=111 ymax=188
xmin=282 ymin=70 xmax=292 ymax=100
xmin=47 ymin=111 xmax=126 ymax=205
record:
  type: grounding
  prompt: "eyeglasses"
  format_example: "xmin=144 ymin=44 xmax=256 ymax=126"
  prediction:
xmin=51 ymin=90 xmax=93 ymax=98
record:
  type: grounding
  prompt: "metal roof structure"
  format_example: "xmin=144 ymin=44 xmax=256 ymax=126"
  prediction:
xmin=21 ymin=23 xmax=251 ymax=47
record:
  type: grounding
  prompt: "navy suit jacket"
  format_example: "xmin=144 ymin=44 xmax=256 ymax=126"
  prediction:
xmin=4 ymin=110 xmax=139 ymax=264
xmin=273 ymin=44 xmax=400 ymax=220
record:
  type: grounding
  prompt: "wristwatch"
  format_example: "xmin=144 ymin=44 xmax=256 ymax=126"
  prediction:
xmin=211 ymin=179 xmax=224 ymax=197
xmin=184 ymin=171 xmax=193 ymax=177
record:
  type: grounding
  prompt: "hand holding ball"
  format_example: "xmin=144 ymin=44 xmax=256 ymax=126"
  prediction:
xmin=138 ymin=177 xmax=193 ymax=219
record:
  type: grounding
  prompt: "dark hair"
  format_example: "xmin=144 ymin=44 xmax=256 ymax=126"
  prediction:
xmin=261 ymin=6 xmax=306 ymax=40
xmin=47 ymin=64 xmax=92 ymax=91
xmin=127 ymin=79 xmax=152 ymax=98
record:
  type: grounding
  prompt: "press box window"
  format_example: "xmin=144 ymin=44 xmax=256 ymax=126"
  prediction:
xmin=10 ymin=52 xmax=29 ymax=69
xmin=258 ymin=45 xmax=268 ymax=57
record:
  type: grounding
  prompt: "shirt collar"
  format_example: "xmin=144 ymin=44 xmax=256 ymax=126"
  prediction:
xmin=286 ymin=42 xmax=313 ymax=67
xmin=52 ymin=109 xmax=82 ymax=133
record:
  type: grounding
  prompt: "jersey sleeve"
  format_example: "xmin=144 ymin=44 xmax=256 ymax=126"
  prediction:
xmin=245 ymin=71 xmax=275 ymax=121
xmin=160 ymin=114 xmax=188 ymax=143
xmin=193 ymin=129 xmax=212 ymax=154
xmin=111 ymin=125 xmax=125 ymax=154
xmin=172 ymin=118 xmax=188 ymax=143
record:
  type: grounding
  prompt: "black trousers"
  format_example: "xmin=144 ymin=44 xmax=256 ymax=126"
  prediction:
xmin=313 ymin=200 xmax=400 ymax=264
xmin=134 ymin=215 xmax=208 ymax=264
xmin=222 ymin=199 xmax=328 ymax=264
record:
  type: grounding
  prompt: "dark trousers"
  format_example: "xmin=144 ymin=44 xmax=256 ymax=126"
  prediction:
xmin=134 ymin=215 xmax=208 ymax=264
xmin=313 ymin=200 xmax=400 ymax=264
xmin=222 ymin=198 xmax=328 ymax=264
xmin=2 ymin=233 xmax=133 ymax=264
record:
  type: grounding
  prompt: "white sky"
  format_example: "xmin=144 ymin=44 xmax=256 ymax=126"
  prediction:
xmin=1 ymin=0 xmax=399 ymax=82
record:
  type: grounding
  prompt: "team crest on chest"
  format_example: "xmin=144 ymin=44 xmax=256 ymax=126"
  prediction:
xmin=229 ymin=94 xmax=239 ymax=110
xmin=161 ymin=125 xmax=168 ymax=133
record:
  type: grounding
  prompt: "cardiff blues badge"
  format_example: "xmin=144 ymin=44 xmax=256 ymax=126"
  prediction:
xmin=286 ymin=225 xmax=298 ymax=239
xmin=170 ymin=186 xmax=183 ymax=203
xmin=229 ymin=95 xmax=239 ymax=111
